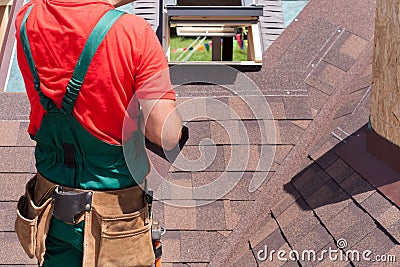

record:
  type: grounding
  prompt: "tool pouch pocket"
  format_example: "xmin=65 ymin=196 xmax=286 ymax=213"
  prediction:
xmin=14 ymin=176 xmax=53 ymax=261
xmin=95 ymin=206 xmax=155 ymax=267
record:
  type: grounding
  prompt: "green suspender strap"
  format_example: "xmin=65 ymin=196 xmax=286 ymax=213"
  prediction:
xmin=60 ymin=9 xmax=125 ymax=115
xmin=20 ymin=6 xmax=149 ymax=190
xmin=20 ymin=5 xmax=58 ymax=112
xmin=21 ymin=6 xmax=125 ymax=114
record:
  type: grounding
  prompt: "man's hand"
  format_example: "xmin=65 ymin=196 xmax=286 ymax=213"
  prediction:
xmin=139 ymin=99 xmax=182 ymax=150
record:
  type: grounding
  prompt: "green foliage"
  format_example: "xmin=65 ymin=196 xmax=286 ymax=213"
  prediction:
xmin=169 ymin=36 xmax=247 ymax=62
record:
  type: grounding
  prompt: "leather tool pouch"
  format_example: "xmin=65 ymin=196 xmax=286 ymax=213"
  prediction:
xmin=92 ymin=203 xmax=155 ymax=266
xmin=80 ymin=186 xmax=155 ymax=267
xmin=52 ymin=186 xmax=92 ymax=224
xmin=14 ymin=175 xmax=54 ymax=264
xmin=15 ymin=175 xmax=155 ymax=267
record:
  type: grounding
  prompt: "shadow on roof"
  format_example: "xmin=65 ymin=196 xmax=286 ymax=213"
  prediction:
xmin=284 ymin=124 xmax=400 ymax=212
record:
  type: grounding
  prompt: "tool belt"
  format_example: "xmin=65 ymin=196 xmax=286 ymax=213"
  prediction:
xmin=15 ymin=173 xmax=155 ymax=267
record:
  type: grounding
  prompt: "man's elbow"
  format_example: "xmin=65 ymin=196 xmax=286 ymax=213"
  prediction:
xmin=162 ymin=137 xmax=180 ymax=151
xmin=141 ymin=99 xmax=182 ymax=150
xmin=161 ymin=121 xmax=182 ymax=150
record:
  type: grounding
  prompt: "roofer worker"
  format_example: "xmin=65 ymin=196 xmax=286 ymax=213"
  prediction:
xmin=13 ymin=0 xmax=182 ymax=266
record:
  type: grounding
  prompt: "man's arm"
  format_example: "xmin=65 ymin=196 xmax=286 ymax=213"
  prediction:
xmin=139 ymin=99 xmax=182 ymax=150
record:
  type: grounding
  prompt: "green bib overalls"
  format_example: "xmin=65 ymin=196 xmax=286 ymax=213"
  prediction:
xmin=20 ymin=5 xmax=149 ymax=266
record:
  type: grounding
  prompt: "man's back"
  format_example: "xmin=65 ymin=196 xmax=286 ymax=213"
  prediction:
xmin=15 ymin=0 xmax=175 ymax=145
xmin=14 ymin=1 xmax=181 ymax=266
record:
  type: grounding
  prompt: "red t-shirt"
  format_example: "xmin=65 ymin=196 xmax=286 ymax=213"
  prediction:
xmin=15 ymin=0 xmax=175 ymax=145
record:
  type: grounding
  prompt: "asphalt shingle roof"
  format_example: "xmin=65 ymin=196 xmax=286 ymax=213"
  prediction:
xmin=1 ymin=0 xmax=400 ymax=266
